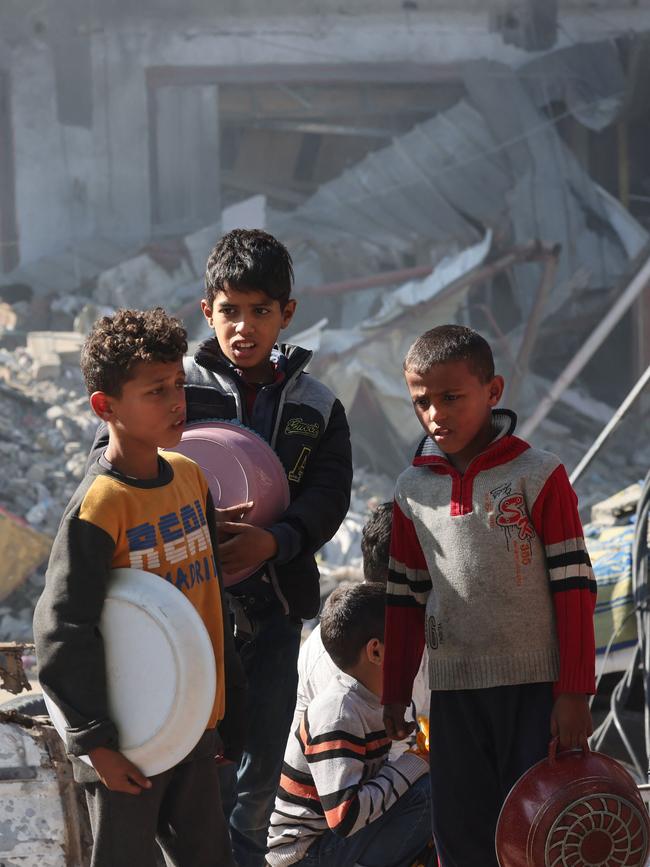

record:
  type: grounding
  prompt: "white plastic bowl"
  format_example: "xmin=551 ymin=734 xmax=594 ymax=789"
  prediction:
xmin=43 ymin=567 xmax=216 ymax=777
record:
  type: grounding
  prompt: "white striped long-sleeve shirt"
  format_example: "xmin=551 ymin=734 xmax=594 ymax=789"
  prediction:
xmin=266 ymin=671 xmax=428 ymax=866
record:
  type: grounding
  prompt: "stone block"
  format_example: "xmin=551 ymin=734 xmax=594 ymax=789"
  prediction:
xmin=32 ymin=353 xmax=61 ymax=381
xmin=26 ymin=331 xmax=84 ymax=364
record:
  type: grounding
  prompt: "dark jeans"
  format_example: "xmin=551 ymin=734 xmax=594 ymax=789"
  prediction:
xmin=84 ymin=729 xmax=235 ymax=867
xmin=220 ymin=607 xmax=302 ymax=867
xmin=296 ymin=775 xmax=432 ymax=867
xmin=428 ymin=682 xmax=553 ymax=867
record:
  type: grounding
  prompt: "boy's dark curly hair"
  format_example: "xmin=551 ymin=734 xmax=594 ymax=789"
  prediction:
xmin=404 ymin=324 xmax=495 ymax=383
xmin=205 ymin=228 xmax=294 ymax=308
xmin=80 ymin=307 xmax=188 ymax=396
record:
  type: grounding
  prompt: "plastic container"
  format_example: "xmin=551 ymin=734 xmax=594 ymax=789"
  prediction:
xmin=43 ymin=567 xmax=216 ymax=777
xmin=168 ymin=420 xmax=290 ymax=586
xmin=496 ymin=739 xmax=650 ymax=867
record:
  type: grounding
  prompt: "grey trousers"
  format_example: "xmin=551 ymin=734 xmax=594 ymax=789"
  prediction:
xmin=84 ymin=729 xmax=236 ymax=867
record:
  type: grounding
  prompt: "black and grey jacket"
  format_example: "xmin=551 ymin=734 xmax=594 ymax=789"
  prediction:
xmin=88 ymin=339 xmax=352 ymax=620
xmin=184 ymin=338 xmax=353 ymax=620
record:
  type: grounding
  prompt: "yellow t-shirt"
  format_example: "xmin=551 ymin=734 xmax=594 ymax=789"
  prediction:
xmin=77 ymin=451 xmax=225 ymax=727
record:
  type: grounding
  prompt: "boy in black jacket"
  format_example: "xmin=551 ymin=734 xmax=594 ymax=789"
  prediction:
xmin=89 ymin=230 xmax=353 ymax=867
xmin=192 ymin=229 xmax=352 ymax=867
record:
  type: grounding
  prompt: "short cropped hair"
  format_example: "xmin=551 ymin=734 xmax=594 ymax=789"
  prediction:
xmin=80 ymin=307 xmax=187 ymax=396
xmin=361 ymin=502 xmax=393 ymax=585
xmin=404 ymin=324 xmax=495 ymax=383
xmin=205 ymin=228 xmax=294 ymax=308
xmin=320 ymin=582 xmax=386 ymax=672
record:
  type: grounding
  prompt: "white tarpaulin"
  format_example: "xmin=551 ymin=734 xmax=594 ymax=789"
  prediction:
xmin=292 ymin=233 xmax=494 ymax=455
xmin=362 ymin=231 xmax=492 ymax=329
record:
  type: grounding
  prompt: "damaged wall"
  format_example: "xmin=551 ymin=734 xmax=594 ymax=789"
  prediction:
xmin=82 ymin=0 xmax=650 ymax=14
xmin=0 ymin=0 xmax=648 ymax=650
xmin=3 ymin=2 xmax=650 ymax=270
xmin=1 ymin=37 xmax=96 ymax=265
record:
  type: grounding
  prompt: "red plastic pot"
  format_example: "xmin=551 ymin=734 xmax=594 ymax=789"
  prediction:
xmin=496 ymin=740 xmax=650 ymax=867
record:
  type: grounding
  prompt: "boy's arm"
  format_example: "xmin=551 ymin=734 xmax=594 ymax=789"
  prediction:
xmin=382 ymin=498 xmax=431 ymax=724
xmin=205 ymin=491 xmax=247 ymax=761
xmin=266 ymin=398 xmax=352 ymax=565
xmin=298 ymin=708 xmax=427 ymax=838
xmin=33 ymin=514 xmax=119 ymax=756
xmin=531 ymin=463 xmax=597 ymax=694
xmin=531 ymin=463 xmax=597 ymax=746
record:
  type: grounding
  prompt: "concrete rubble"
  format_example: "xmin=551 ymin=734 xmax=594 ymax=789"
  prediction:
xmin=0 ymin=714 xmax=93 ymax=866
xmin=0 ymin=344 xmax=97 ymax=642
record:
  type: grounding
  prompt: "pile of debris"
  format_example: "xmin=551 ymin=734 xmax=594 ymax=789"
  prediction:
xmin=0 ymin=344 xmax=95 ymax=534
xmin=0 ymin=341 xmax=97 ymax=640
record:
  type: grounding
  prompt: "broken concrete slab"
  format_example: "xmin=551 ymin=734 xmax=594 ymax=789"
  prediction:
xmin=26 ymin=331 xmax=84 ymax=364
xmin=221 ymin=194 xmax=267 ymax=234
xmin=0 ymin=712 xmax=92 ymax=865
xmin=93 ymin=252 xmax=196 ymax=310
xmin=32 ymin=352 xmax=62 ymax=381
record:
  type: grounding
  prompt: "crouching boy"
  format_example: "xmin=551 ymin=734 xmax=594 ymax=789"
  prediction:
xmin=267 ymin=583 xmax=431 ymax=867
xmin=293 ymin=503 xmax=430 ymax=759
xmin=33 ymin=308 xmax=245 ymax=867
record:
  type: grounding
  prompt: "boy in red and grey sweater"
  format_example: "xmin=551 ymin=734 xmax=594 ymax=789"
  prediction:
xmin=382 ymin=325 xmax=596 ymax=867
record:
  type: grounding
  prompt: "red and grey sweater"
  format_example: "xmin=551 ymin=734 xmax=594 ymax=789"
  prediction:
xmin=382 ymin=410 xmax=596 ymax=704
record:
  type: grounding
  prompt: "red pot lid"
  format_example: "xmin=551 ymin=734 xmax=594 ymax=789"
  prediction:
xmin=496 ymin=742 xmax=650 ymax=867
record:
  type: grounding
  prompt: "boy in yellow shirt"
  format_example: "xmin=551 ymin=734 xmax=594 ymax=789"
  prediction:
xmin=34 ymin=307 xmax=245 ymax=867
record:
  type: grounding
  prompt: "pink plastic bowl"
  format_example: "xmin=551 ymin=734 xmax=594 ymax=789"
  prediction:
xmin=168 ymin=420 xmax=290 ymax=586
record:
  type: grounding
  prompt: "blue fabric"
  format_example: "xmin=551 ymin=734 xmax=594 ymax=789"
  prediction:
xmin=583 ymin=519 xmax=636 ymax=658
xmin=220 ymin=609 xmax=302 ymax=867
xmin=295 ymin=775 xmax=432 ymax=867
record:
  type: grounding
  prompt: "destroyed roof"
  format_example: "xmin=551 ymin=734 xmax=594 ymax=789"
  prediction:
xmin=519 ymin=39 xmax=626 ymax=131
xmin=271 ymin=42 xmax=648 ymax=318
xmin=272 ymin=97 xmax=507 ymax=249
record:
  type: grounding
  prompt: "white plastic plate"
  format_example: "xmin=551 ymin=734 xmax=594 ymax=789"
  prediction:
xmin=43 ymin=567 xmax=216 ymax=777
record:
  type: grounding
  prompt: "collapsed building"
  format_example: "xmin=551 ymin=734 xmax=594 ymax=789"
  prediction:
xmin=0 ymin=4 xmax=650 ymax=862
xmin=0 ymin=1 xmax=650 ymax=623
xmin=0 ymin=0 xmax=650 ymax=612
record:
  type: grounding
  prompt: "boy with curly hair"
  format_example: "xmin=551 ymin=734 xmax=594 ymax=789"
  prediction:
xmin=34 ymin=307 xmax=245 ymax=867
